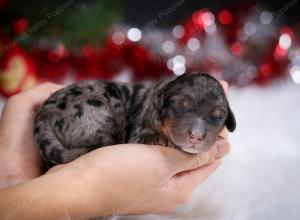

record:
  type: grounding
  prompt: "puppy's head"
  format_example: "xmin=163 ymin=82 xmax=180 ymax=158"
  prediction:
xmin=154 ymin=73 xmax=236 ymax=154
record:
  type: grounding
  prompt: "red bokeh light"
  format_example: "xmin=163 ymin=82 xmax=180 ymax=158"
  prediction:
xmin=48 ymin=51 xmax=59 ymax=63
xmin=274 ymin=45 xmax=287 ymax=58
xmin=280 ymin=26 xmax=294 ymax=37
xmin=260 ymin=63 xmax=272 ymax=77
xmin=231 ymin=42 xmax=245 ymax=56
xmin=81 ymin=44 xmax=96 ymax=57
xmin=192 ymin=9 xmax=210 ymax=29
xmin=12 ymin=18 xmax=29 ymax=34
xmin=218 ymin=10 xmax=232 ymax=25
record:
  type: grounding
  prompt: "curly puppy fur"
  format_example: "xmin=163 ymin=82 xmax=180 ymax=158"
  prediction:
xmin=34 ymin=73 xmax=236 ymax=166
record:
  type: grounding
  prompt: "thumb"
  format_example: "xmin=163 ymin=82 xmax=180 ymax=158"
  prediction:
xmin=169 ymin=160 xmax=221 ymax=198
xmin=180 ymin=145 xmax=219 ymax=172
xmin=220 ymin=80 xmax=228 ymax=96
xmin=163 ymin=142 xmax=229 ymax=175
xmin=180 ymin=139 xmax=231 ymax=172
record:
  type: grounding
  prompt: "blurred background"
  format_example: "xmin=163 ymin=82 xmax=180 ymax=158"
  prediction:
xmin=1 ymin=0 xmax=300 ymax=219
xmin=1 ymin=0 xmax=300 ymax=91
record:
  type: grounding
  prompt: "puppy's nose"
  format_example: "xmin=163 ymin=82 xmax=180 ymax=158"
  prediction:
xmin=188 ymin=129 xmax=205 ymax=144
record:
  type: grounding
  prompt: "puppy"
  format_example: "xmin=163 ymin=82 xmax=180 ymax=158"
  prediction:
xmin=34 ymin=73 xmax=236 ymax=165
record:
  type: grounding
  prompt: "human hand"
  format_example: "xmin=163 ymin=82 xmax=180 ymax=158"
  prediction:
xmin=0 ymin=83 xmax=63 ymax=188
xmin=0 ymin=80 xmax=231 ymax=220
xmin=40 ymin=139 xmax=230 ymax=219
xmin=43 ymin=81 xmax=231 ymax=218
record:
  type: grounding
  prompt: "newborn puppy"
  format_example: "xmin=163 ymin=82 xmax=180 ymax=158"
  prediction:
xmin=34 ymin=73 xmax=236 ymax=165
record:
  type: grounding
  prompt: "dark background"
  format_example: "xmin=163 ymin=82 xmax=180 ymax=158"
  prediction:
xmin=123 ymin=0 xmax=300 ymax=26
xmin=2 ymin=0 xmax=300 ymax=26
xmin=1 ymin=0 xmax=299 ymax=48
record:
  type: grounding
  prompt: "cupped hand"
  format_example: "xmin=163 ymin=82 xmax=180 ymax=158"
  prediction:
xmin=44 ymin=81 xmax=231 ymax=218
xmin=42 ymin=139 xmax=230 ymax=219
xmin=0 ymin=81 xmax=231 ymax=219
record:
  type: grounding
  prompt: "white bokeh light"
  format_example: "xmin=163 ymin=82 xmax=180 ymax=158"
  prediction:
xmin=204 ymin=23 xmax=216 ymax=34
xmin=172 ymin=25 xmax=185 ymax=38
xmin=244 ymin=22 xmax=256 ymax=36
xmin=173 ymin=55 xmax=186 ymax=64
xmin=292 ymin=55 xmax=300 ymax=66
xmin=290 ymin=66 xmax=300 ymax=84
xmin=169 ymin=55 xmax=186 ymax=75
xmin=112 ymin=32 xmax=125 ymax=45
xmin=202 ymin=12 xmax=215 ymax=26
xmin=127 ymin=28 xmax=142 ymax=42
xmin=187 ymin=38 xmax=200 ymax=52
xmin=167 ymin=58 xmax=174 ymax=70
xmin=173 ymin=62 xmax=186 ymax=75
xmin=279 ymin=34 xmax=292 ymax=50
xmin=162 ymin=41 xmax=175 ymax=54
xmin=260 ymin=11 xmax=273 ymax=24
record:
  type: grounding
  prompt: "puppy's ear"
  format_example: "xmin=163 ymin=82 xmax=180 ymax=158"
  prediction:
xmin=153 ymin=87 xmax=165 ymax=109
xmin=153 ymin=80 xmax=171 ymax=109
xmin=226 ymin=107 xmax=236 ymax=132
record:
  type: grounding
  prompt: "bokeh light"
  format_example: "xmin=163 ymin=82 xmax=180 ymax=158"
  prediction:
xmin=127 ymin=28 xmax=142 ymax=42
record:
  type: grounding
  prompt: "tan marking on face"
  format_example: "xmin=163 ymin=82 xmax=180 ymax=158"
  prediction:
xmin=160 ymin=119 xmax=172 ymax=136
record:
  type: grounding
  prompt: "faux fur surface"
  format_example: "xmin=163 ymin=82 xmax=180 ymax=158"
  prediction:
xmin=0 ymin=79 xmax=299 ymax=220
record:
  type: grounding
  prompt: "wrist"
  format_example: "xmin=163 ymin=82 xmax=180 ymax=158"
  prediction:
xmin=42 ymin=164 xmax=110 ymax=219
xmin=59 ymin=164 xmax=113 ymax=219
xmin=0 ymin=147 xmax=18 ymax=188
xmin=0 ymin=174 xmax=69 ymax=220
xmin=0 ymin=159 xmax=109 ymax=220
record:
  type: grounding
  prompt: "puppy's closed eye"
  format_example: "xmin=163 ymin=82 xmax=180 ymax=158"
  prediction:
xmin=211 ymin=106 xmax=227 ymax=119
xmin=167 ymin=96 xmax=190 ymax=113
xmin=170 ymin=102 xmax=185 ymax=114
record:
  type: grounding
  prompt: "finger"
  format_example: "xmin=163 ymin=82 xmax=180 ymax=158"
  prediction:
xmin=184 ymin=140 xmax=230 ymax=170
xmin=19 ymin=82 xmax=64 ymax=111
xmin=0 ymin=83 xmax=64 ymax=137
xmin=218 ymin=127 xmax=228 ymax=139
xmin=219 ymin=80 xmax=229 ymax=139
xmin=162 ymin=144 xmax=219 ymax=174
xmin=219 ymin=80 xmax=228 ymax=96
xmin=214 ymin=139 xmax=230 ymax=159
xmin=172 ymin=138 xmax=230 ymax=173
xmin=173 ymin=160 xmax=221 ymax=192
xmin=1 ymin=83 xmax=63 ymax=119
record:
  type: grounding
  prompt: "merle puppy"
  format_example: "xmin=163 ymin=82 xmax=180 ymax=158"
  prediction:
xmin=34 ymin=73 xmax=236 ymax=165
